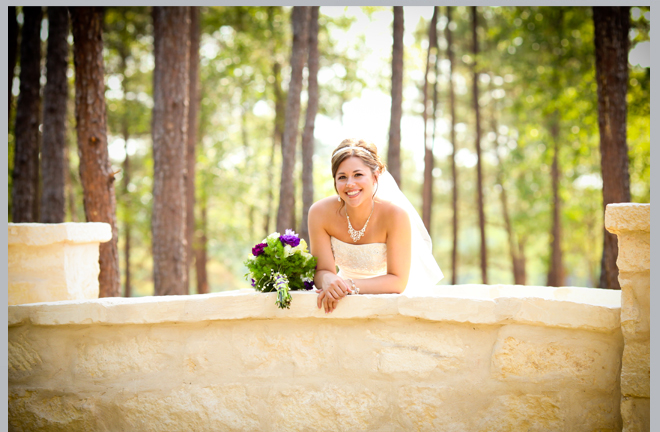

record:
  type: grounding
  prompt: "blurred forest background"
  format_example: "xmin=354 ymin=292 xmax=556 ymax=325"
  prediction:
xmin=8 ymin=6 xmax=650 ymax=297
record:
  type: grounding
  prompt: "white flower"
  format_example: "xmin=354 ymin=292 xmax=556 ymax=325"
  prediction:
xmin=283 ymin=245 xmax=293 ymax=257
xmin=292 ymin=238 xmax=308 ymax=253
xmin=267 ymin=232 xmax=280 ymax=240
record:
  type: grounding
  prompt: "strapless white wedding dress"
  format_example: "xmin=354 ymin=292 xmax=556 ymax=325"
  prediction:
xmin=330 ymin=236 xmax=387 ymax=280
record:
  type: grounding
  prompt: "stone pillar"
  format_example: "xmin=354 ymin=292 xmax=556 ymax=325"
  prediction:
xmin=605 ymin=203 xmax=650 ymax=432
xmin=8 ymin=222 xmax=112 ymax=305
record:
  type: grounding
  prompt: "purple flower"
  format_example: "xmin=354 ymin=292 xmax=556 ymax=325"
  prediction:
xmin=251 ymin=278 xmax=256 ymax=287
xmin=252 ymin=243 xmax=267 ymax=257
xmin=303 ymin=280 xmax=314 ymax=290
xmin=279 ymin=229 xmax=300 ymax=248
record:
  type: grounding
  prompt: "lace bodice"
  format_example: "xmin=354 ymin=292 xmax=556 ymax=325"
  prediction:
xmin=330 ymin=236 xmax=387 ymax=280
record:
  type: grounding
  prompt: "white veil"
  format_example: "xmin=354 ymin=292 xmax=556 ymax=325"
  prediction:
xmin=376 ymin=170 xmax=444 ymax=294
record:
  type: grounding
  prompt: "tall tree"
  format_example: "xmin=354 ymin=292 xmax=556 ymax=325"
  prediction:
xmin=472 ymin=6 xmax=488 ymax=284
xmin=300 ymin=6 xmax=320 ymax=245
xmin=489 ymin=90 xmax=525 ymax=285
xmin=103 ymin=6 xmax=152 ymax=297
xmin=276 ymin=6 xmax=309 ymax=233
xmin=12 ymin=7 xmax=42 ymax=223
xmin=387 ymin=6 xmax=404 ymax=187
xmin=421 ymin=7 xmax=439 ymax=233
xmin=263 ymin=6 xmax=286 ymax=237
xmin=116 ymin=9 xmax=133 ymax=297
xmin=152 ymin=6 xmax=190 ymax=296
xmin=446 ymin=6 xmax=459 ymax=285
xmin=70 ymin=6 xmax=120 ymax=297
xmin=546 ymin=113 xmax=564 ymax=287
xmin=187 ymin=6 xmax=201 ymax=292
xmin=546 ymin=10 xmax=565 ymax=287
xmin=264 ymin=61 xmax=285 ymax=236
xmin=593 ymin=6 xmax=631 ymax=289
xmin=9 ymin=6 xmax=18 ymax=122
xmin=40 ymin=7 xmax=69 ymax=223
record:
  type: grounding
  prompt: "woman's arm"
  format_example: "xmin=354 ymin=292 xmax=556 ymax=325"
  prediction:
xmin=308 ymin=201 xmax=351 ymax=312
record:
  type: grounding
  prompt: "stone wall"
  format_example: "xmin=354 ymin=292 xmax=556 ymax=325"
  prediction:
xmin=9 ymin=285 xmax=623 ymax=431
xmin=606 ymin=203 xmax=650 ymax=432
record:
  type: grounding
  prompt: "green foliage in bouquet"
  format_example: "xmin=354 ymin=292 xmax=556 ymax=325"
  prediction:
xmin=244 ymin=229 xmax=317 ymax=309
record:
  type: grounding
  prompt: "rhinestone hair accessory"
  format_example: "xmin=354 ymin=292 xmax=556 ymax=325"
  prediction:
xmin=331 ymin=146 xmax=372 ymax=159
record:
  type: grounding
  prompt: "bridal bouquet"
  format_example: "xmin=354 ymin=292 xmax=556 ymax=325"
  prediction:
xmin=244 ymin=229 xmax=317 ymax=309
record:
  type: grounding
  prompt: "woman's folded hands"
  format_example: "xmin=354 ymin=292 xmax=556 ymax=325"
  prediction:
xmin=316 ymin=274 xmax=351 ymax=313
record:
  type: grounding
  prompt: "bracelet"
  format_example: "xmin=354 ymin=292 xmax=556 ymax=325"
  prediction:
xmin=347 ymin=278 xmax=359 ymax=295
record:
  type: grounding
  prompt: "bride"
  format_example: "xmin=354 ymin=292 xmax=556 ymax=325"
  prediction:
xmin=308 ymin=138 xmax=443 ymax=313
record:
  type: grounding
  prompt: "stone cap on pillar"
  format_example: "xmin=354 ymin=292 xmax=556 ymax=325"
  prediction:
xmin=605 ymin=203 xmax=650 ymax=235
xmin=9 ymin=222 xmax=113 ymax=305
xmin=8 ymin=222 xmax=112 ymax=246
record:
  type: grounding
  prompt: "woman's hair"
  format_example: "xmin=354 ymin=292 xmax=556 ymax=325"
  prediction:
xmin=331 ymin=138 xmax=386 ymax=180
xmin=331 ymin=138 xmax=386 ymax=211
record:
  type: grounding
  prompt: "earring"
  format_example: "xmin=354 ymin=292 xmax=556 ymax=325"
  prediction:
xmin=337 ymin=195 xmax=341 ymax=202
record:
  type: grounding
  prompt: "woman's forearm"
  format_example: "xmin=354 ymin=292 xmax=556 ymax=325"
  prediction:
xmin=315 ymin=269 xmax=407 ymax=294
xmin=350 ymin=274 xmax=407 ymax=294
xmin=314 ymin=269 xmax=337 ymax=291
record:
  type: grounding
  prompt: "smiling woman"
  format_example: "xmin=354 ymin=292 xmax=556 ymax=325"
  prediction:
xmin=308 ymin=138 xmax=443 ymax=313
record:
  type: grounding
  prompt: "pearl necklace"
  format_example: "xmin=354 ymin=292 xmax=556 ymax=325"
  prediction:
xmin=346 ymin=200 xmax=374 ymax=242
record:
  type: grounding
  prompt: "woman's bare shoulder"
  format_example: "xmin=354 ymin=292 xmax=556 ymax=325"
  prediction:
xmin=309 ymin=196 xmax=341 ymax=219
xmin=377 ymin=200 xmax=410 ymax=226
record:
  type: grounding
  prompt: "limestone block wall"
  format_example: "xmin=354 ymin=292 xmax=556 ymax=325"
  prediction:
xmin=8 ymin=223 xmax=112 ymax=305
xmin=606 ymin=203 xmax=650 ymax=432
xmin=9 ymin=286 xmax=623 ymax=432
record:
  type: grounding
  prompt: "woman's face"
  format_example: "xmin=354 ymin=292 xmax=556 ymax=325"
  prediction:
xmin=335 ymin=156 xmax=378 ymax=207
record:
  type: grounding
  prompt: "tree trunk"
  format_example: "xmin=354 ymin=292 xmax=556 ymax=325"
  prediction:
xmin=387 ymin=6 xmax=404 ymax=187
xmin=116 ymin=10 xmax=132 ymax=297
xmin=446 ymin=6 xmax=459 ymax=285
xmin=546 ymin=118 xmax=564 ymax=287
xmin=517 ymin=237 xmax=527 ymax=285
xmin=276 ymin=6 xmax=309 ymax=234
xmin=151 ymin=6 xmax=190 ymax=296
xmin=195 ymin=198 xmax=209 ymax=294
xmin=300 ymin=6 xmax=319 ymax=245
xmin=186 ymin=6 xmax=201 ymax=293
xmin=489 ymin=95 xmax=525 ymax=285
xmin=472 ymin=6 xmax=488 ymax=284
xmin=421 ymin=7 xmax=438 ymax=233
xmin=9 ymin=6 xmax=18 ymax=122
xmin=40 ymin=7 xmax=69 ymax=223
xmin=263 ymin=7 xmax=285 ymax=237
xmin=70 ymin=6 xmax=120 ymax=297
xmin=501 ymin=185 xmax=526 ymax=285
xmin=593 ymin=6 xmax=631 ymax=290
xmin=64 ymin=140 xmax=78 ymax=222
xmin=12 ymin=6 xmax=42 ymax=223
xmin=123 ymin=136 xmax=131 ymax=297
xmin=264 ymin=60 xmax=285 ymax=237
xmin=546 ymin=10 xmax=565 ymax=288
